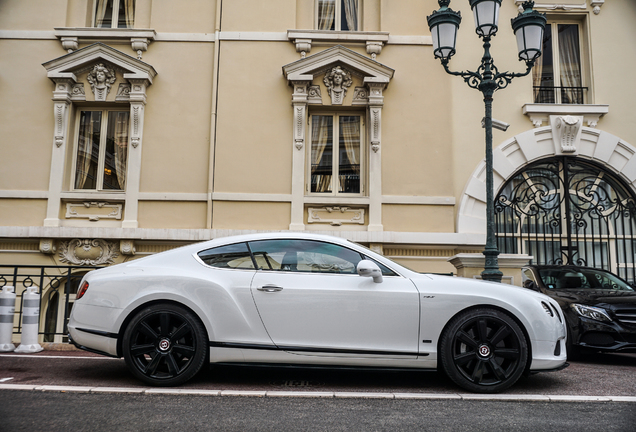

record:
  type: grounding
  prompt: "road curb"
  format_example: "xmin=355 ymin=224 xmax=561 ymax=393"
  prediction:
xmin=1 ymin=384 xmax=635 ymax=402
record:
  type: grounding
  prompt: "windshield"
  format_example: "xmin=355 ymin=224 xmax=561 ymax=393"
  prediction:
xmin=538 ymin=268 xmax=635 ymax=291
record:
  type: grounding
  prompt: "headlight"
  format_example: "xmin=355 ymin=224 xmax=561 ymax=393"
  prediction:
xmin=571 ymin=303 xmax=612 ymax=323
xmin=541 ymin=301 xmax=553 ymax=317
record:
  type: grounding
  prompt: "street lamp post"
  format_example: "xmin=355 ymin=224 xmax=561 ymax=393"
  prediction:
xmin=427 ymin=0 xmax=546 ymax=282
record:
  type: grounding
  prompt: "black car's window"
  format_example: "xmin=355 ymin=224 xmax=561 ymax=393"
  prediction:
xmin=197 ymin=242 xmax=255 ymax=269
xmin=248 ymin=239 xmax=361 ymax=274
xmin=538 ymin=268 xmax=634 ymax=291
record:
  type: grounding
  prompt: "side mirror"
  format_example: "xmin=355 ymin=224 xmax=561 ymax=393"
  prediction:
xmin=523 ymin=279 xmax=538 ymax=291
xmin=357 ymin=260 xmax=383 ymax=283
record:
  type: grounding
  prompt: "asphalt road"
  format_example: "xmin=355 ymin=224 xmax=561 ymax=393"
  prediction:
xmin=0 ymin=350 xmax=635 ymax=395
xmin=0 ymin=350 xmax=634 ymax=431
xmin=1 ymin=391 xmax=635 ymax=432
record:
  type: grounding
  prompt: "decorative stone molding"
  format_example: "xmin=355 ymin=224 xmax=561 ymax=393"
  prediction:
xmin=65 ymin=202 xmax=123 ymax=221
xmin=54 ymin=28 xmax=156 ymax=58
xmin=130 ymin=37 xmax=150 ymax=59
xmin=352 ymin=87 xmax=369 ymax=105
xmin=307 ymin=85 xmax=322 ymax=104
xmin=294 ymin=38 xmax=312 ymax=58
xmin=70 ymin=83 xmax=86 ymax=101
xmin=552 ymin=115 xmax=582 ymax=154
xmin=39 ymin=239 xmax=56 ymax=255
xmin=590 ymin=0 xmax=604 ymax=14
xmin=116 ymin=83 xmax=131 ymax=101
xmin=87 ymin=63 xmax=117 ymax=101
xmin=120 ymin=240 xmax=136 ymax=256
xmin=60 ymin=37 xmax=78 ymax=53
xmin=58 ymin=239 xmax=119 ymax=265
xmin=308 ymin=207 xmax=365 ymax=226
xmin=366 ymin=42 xmax=383 ymax=60
xmin=516 ymin=1 xmax=586 ymax=12
xmin=323 ymin=66 xmax=353 ymax=105
xmin=457 ymin=126 xmax=636 ymax=237
xmin=287 ymin=30 xmax=389 ymax=59
xmin=522 ymin=104 xmax=608 ymax=128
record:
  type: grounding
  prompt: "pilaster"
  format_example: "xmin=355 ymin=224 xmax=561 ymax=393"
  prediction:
xmin=44 ymin=77 xmax=76 ymax=227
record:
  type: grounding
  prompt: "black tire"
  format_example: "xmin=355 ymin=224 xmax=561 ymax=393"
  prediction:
xmin=566 ymin=326 xmax=581 ymax=361
xmin=122 ymin=303 xmax=207 ymax=386
xmin=440 ymin=308 xmax=528 ymax=393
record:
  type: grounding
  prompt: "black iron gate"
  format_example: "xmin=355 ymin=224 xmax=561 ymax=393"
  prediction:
xmin=495 ymin=157 xmax=636 ymax=283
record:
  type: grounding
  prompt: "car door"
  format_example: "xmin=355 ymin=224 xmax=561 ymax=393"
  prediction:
xmin=248 ymin=239 xmax=420 ymax=358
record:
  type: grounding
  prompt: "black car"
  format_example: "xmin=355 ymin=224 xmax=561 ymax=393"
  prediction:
xmin=521 ymin=265 xmax=636 ymax=358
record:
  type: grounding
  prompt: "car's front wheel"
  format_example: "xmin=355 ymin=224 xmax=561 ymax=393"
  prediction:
xmin=122 ymin=303 xmax=207 ymax=386
xmin=440 ymin=308 xmax=528 ymax=393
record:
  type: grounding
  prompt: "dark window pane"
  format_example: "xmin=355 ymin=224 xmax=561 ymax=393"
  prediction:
xmin=103 ymin=112 xmax=129 ymax=190
xmin=75 ymin=111 xmax=102 ymax=190
xmin=198 ymin=243 xmax=255 ymax=269
xmin=338 ymin=116 xmax=360 ymax=193
xmin=311 ymin=116 xmax=333 ymax=193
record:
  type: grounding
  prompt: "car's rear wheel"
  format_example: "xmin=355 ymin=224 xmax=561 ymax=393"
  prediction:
xmin=122 ymin=303 xmax=207 ymax=386
xmin=440 ymin=308 xmax=528 ymax=393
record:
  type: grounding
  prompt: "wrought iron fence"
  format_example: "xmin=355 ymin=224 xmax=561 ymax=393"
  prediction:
xmin=0 ymin=265 xmax=102 ymax=342
xmin=533 ymin=86 xmax=588 ymax=104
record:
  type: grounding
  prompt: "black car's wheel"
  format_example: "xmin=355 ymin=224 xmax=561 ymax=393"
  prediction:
xmin=122 ymin=303 xmax=207 ymax=386
xmin=440 ymin=308 xmax=528 ymax=393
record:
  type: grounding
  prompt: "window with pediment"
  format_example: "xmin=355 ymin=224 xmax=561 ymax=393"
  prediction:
xmin=94 ymin=0 xmax=135 ymax=29
xmin=316 ymin=0 xmax=359 ymax=31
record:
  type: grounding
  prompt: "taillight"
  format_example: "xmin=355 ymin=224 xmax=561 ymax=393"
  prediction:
xmin=77 ymin=281 xmax=89 ymax=300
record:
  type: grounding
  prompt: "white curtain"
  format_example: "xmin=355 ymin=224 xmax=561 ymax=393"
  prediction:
xmin=343 ymin=0 xmax=358 ymax=31
xmin=532 ymin=49 xmax=544 ymax=103
xmin=311 ymin=116 xmax=333 ymax=193
xmin=339 ymin=116 xmax=360 ymax=193
xmin=123 ymin=0 xmax=135 ymax=28
xmin=113 ymin=112 xmax=129 ymax=190
xmin=558 ymin=25 xmax=582 ymax=104
xmin=94 ymin=0 xmax=109 ymax=27
xmin=75 ymin=112 xmax=97 ymax=189
xmin=318 ymin=0 xmax=335 ymax=30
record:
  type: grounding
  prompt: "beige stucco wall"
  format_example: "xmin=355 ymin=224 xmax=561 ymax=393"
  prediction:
xmin=212 ymin=201 xmax=291 ymax=230
xmin=138 ymin=201 xmax=207 ymax=229
xmin=383 ymin=204 xmax=454 ymax=233
xmin=0 ymin=40 xmax=60 ymax=192
xmin=139 ymin=42 xmax=214 ymax=194
xmin=0 ymin=200 xmax=47 ymax=226
xmin=148 ymin=0 xmax=216 ymax=33
xmin=213 ymin=41 xmax=296 ymax=195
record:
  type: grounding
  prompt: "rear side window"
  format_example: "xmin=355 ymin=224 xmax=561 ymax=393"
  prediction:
xmin=197 ymin=243 xmax=255 ymax=269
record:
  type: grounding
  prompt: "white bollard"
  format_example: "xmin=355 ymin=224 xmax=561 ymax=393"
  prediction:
xmin=14 ymin=287 xmax=43 ymax=353
xmin=0 ymin=286 xmax=16 ymax=352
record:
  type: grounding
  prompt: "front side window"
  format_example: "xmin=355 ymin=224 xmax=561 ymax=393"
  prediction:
xmin=310 ymin=114 xmax=363 ymax=195
xmin=249 ymin=239 xmax=363 ymax=274
xmin=94 ymin=0 xmax=135 ymax=28
xmin=533 ymin=22 xmax=586 ymax=104
xmin=74 ymin=110 xmax=129 ymax=191
xmin=316 ymin=0 xmax=359 ymax=31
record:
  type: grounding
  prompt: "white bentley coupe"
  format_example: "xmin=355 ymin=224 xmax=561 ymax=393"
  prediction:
xmin=68 ymin=232 xmax=567 ymax=393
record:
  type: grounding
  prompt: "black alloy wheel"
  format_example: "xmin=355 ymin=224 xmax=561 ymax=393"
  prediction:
xmin=440 ymin=308 xmax=528 ymax=393
xmin=122 ymin=303 xmax=207 ymax=386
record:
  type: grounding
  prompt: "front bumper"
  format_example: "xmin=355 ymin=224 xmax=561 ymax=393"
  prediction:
xmin=571 ymin=316 xmax=636 ymax=352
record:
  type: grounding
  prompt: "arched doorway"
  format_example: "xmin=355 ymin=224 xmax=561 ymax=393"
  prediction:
xmin=495 ymin=157 xmax=636 ymax=283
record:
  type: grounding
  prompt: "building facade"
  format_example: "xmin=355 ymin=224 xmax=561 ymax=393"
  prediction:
xmin=1 ymin=1 xmax=635 ymax=340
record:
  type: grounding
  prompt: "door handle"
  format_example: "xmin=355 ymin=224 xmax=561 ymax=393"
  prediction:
xmin=257 ymin=285 xmax=283 ymax=292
